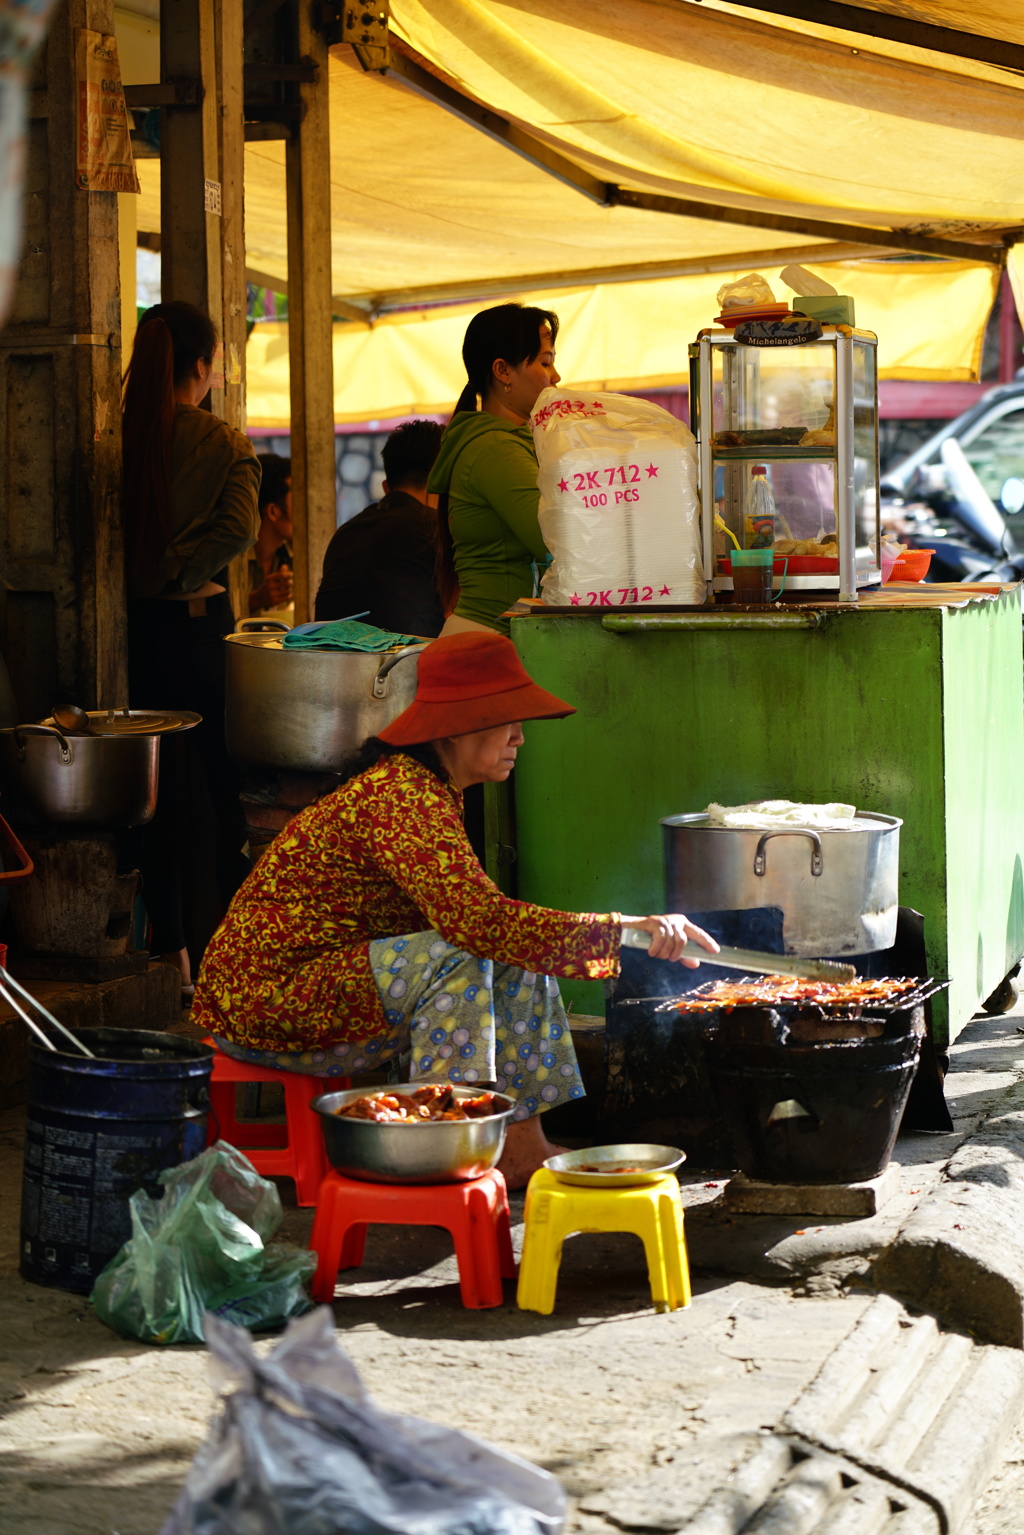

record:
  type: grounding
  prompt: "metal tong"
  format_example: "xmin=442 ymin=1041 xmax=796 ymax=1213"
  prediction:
xmin=620 ymin=927 xmax=857 ymax=983
xmin=0 ymin=967 xmax=95 ymax=1057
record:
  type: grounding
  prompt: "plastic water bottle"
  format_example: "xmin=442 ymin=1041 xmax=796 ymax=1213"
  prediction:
xmin=745 ymin=465 xmax=776 ymax=549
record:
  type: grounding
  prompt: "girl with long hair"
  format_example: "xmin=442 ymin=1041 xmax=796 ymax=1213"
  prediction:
xmin=122 ymin=301 xmax=261 ymax=993
xmin=428 ymin=303 xmax=560 ymax=637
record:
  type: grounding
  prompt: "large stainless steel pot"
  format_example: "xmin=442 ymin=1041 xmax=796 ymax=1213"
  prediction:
xmin=224 ymin=629 xmax=425 ymax=771
xmin=0 ymin=709 xmax=199 ymax=828
xmin=661 ymin=812 xmax=901 ymax=956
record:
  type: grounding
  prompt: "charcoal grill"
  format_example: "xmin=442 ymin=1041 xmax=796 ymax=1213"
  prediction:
xmin=682 ymin=978 xmax=950 ymax=1184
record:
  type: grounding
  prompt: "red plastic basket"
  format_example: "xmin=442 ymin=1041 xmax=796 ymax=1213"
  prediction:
xmin=888 ymin=549 xmax=933 ymax=583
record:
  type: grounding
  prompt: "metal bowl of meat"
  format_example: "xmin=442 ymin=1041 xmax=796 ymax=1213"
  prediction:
xmin=544 ymin=1144 xmax=686 ymax=1188
xmin=311 ymin=1084 xmax=517 ymax=1184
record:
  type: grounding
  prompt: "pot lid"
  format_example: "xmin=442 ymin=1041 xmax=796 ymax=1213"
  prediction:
xmin=38 ymin=709 xmax=202 ymax=736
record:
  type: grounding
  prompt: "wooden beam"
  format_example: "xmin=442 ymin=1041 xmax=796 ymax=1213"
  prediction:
xmin=706 ymin=0 xmax=1024 ymax=75
xmin=287 ymin=0 xmax=336 ymax=623
xmin=244 ymin=0 xmax=290 ymax=38
xmin=243 ymin=120 xmax=292 ymax=139
xmin=123 ymin=78 xmax=201 ymax=107
xmin=244 ymin=59 xmax=318 ymax=80
xmin=381 ymin=43 xmax=1010 ymax=266
xmin=246 ymin=264 xmax=372 ymax=324
xmin=610 ymin=187 xmax=1009 ymax=265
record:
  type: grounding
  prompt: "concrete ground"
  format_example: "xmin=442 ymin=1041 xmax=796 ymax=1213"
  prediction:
xmin=3 ymin=1003 xmax=1024 ymax=1534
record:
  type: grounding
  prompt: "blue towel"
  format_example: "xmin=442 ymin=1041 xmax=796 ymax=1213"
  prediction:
xmin=281 ymin=619 xmax=421 ymax=652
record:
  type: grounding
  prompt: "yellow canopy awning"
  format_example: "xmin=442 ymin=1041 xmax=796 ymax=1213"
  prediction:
xmin=118 ymin=0 xmax=1022 ymax=423
xmin=390 ymin=0 xmax=1024 ymax=232
xmin=244 ymin=258 xmax=998 ymax=428
xmin=124 ymin=0 xmax=1024 ymax=304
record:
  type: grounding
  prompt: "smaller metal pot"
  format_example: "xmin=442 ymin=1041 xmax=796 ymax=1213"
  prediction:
xmin=0 ymin=710 xmax=200 ymax=828
xmin=312 ymin=1086 xmax=516 ymax=1183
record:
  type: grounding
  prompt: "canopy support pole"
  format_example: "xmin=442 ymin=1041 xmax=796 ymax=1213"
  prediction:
xmin=707 ymin=0 xmax=1024 ymax=77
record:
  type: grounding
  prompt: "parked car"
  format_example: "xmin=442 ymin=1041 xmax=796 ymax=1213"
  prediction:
xmin=881 ymin=379 xmax=1024 ymax=582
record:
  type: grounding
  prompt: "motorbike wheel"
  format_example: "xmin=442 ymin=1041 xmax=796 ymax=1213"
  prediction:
xmin=982 ymin=964 xmax=1022 ymax=1016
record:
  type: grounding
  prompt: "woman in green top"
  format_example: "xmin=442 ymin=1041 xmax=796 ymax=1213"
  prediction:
xmin=429 ymin=303 xmax=560 ymax=637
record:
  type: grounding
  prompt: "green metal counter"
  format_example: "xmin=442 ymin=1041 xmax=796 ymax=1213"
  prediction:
xmin=510 ymin=592 xmax=1024 ymax=1048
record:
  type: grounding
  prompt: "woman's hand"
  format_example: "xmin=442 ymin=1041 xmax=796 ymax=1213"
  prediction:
xmin=621 ymin=914 xmax=720 ymax=967
xmin=250 ymin=566 xmax=293 ymax=612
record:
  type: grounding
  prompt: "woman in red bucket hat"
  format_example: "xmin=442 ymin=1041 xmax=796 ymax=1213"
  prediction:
xmin=193 ymin=632 xmax=717 ymax=1186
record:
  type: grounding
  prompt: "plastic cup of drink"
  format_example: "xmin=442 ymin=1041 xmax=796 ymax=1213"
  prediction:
xmin=731 ymin=548 xmax=774 ymax=603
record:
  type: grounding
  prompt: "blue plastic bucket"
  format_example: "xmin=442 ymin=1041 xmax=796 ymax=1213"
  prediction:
xmin=20 ymin=1028 xmax=213 ymax=1293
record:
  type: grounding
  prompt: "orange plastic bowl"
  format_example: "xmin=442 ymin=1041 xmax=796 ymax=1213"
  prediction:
xmin=888 ymin=549 xmax=933 ymax=583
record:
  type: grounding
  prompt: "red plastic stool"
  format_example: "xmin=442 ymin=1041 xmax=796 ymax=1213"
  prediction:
xmin=204 ymin=1042 xmax=350 ymax=1207
xmin=309 ymin=1168 xmax=516 ymax=1308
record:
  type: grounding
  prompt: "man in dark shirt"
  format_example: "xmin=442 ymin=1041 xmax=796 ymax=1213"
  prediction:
xmin=314 ymin=419 xmax=444 ymax=636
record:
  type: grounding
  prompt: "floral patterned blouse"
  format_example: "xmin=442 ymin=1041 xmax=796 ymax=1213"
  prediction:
xmin=192 ymin=753 xmax=622 ymax=1050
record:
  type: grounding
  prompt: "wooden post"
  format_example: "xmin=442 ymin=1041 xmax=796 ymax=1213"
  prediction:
xmin=286 ymin=2 xmax=335 ymax=623
xmin=0 ymin=0 xmax=126 ymax=718
xmin=161 ymin=0 xmax=251 ymax=617
xmin=160 ymin=0 xmax=223 ymax=373
xmin=215 ymin=0 xmax=251 ymax=617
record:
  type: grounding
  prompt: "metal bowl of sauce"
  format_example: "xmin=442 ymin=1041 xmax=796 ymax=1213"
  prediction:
xmin=544 ymin=1144 xmax=686 ymax=1188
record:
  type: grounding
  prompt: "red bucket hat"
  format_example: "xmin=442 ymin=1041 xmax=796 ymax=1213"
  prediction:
xmin=378 ymin=632 xmax=576 ymax=745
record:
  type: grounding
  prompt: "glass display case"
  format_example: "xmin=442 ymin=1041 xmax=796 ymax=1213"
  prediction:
xmin=689 ymin=326 xmax=882 ymax=601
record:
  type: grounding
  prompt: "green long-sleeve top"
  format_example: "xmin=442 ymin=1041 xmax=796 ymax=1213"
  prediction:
xmin=428 ymin=411 xmax=547 ymax=635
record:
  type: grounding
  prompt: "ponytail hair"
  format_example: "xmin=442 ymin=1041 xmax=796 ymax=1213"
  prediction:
xmin=436 ymin=301 xmax=558 ymax=611
xmin=122 ymin=301 xmax=217 ymax=585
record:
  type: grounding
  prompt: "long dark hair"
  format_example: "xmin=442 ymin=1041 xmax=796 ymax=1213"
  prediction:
xmin=436 ymin=302 xmax=559 ymax=613
xmin=122 ymin=302 xmax=217 ymax=584
xmin=338 ymin=736 xmax=447 ymax=788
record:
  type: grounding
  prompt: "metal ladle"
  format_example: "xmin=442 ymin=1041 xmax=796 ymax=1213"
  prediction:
xmin=51 ymin=703 xmax=91 ymax=733
xmin=0 ymin=968 xmax=95 ymax=1056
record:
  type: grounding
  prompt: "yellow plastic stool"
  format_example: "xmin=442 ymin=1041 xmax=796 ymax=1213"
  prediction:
xmin=516 ymin=1168 xmax=692 ymax=1315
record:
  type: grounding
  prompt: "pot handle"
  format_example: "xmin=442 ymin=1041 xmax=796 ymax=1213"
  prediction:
xmin=9 ymin=724 xmax=74 ymax=765
xmin=753 ymin=828 xmax=823 ymax=877
xmin=0 ymin=811 xmax=34 ymax=883
xmin=235 ymin=617 xmax=291 ymax=634
xmin=372 ymin=644 xmax=428 ymax=699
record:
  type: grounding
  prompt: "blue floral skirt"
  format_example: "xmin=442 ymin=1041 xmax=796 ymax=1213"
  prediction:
xmin=213 ymin=929 xmax=585 ymax=1121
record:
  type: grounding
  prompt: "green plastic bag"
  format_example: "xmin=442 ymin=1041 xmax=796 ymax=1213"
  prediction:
xmin=91 ymin=1142 xmax=315 ymax=1344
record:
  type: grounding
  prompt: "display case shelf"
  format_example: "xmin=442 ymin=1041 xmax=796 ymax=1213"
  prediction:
xmin=711 ymin=445 xmax=835 ymax=462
